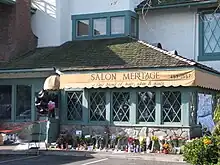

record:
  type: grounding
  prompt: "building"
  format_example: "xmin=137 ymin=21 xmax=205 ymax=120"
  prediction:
xmin=0 ymin=0 xmax=220 ymax=140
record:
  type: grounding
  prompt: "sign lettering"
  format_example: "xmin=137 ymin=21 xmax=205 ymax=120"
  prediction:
xmin=60 ymin=69 xmax=196 ymax=89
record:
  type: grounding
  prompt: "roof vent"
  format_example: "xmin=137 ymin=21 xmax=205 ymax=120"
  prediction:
xmin=169 ymin=50 xmax=178 ymax=55
xmin=151 ymin=43 xmax=162 ymax=49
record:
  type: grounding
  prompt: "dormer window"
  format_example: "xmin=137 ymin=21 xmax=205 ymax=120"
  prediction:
xmin=111 ymin=16 xmax=125 ymax=35
xmin=131 ymin=17 xmax=137 ymax=37
xmin=76 ymin=20 xmax=89 ymax=37
xmin=72 ymin=10 xmax=138 ymax=40
xmin=93 ymin=18 xmax=107 ymax=36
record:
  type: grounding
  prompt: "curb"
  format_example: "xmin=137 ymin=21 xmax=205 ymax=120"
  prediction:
xmin=40 ymin=150 xmax=185 ymax=163
xmin=0 ymin=150 xmax=185 ymax=163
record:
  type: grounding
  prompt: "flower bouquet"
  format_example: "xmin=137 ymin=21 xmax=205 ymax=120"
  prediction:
xmin=171 ymin=136 xmax=179 ymax=147
xmin=178 ymin=137 xmax=187 ymax=147
xmin=162 ymin=143 xmax=170 ymax=154
xmin=151 ymin=136 xmax=160 ymax=152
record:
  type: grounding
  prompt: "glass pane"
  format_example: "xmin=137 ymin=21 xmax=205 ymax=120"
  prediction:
xmin=131 ymin=17 xmax=136 ymax=37
xmin=112 ymin=92 xmax=130 ymax=122
xmin=76 ymin=20 xmax=89 ymax=36
xmin=137 ymin=91 xmax=156 ymax=122
xmin=16 ymin=85 xmax=32 ymax=120
xmin=93 ymin=18 xmax=107 ymax=36
xmin=111 ymin=17 xmax=125 ymax=34
xmin=89 ymin=92 xmax=106 ymax=121
xmin=0 ymin=85 xmax=12 ymax=120
xmin=67 ymin=91 xmax=83 ymax=121
xmin=162 ymin=91 xmax=181 ymax=122
xmin=203 ymin=13 xmax=220 ymax=53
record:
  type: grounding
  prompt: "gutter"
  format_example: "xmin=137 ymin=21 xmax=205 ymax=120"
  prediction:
xmin=0 ymin=68 xmax=54 ymax=73
xmin=135 ymin=0 xmax=217 ymax=12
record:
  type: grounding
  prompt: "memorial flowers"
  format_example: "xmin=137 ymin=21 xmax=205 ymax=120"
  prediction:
xmin=162 ymin=143 xmax=170 ymax=154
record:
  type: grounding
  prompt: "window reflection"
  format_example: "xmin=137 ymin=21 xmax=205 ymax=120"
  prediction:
xmin=93 ymin=18 xmax=107 ymax=36
xmin=76 ymin=20 xmax=89 ymax=36
xmin=111 ymin=16 xmax=125 ymax=34
xmin=0 ymin=85 xmax=12 ymax=120
xmin=16 ymin=85 xmax=31 ymax=120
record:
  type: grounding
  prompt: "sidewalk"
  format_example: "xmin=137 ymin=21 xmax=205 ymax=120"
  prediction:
xmin=0 ymin=144 xmax=184 ymax=163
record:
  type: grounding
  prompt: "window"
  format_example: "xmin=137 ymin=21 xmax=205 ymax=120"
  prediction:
xmin=93 ymin=18 xmax=107 ymax=36
xmin=111 ymin=16 xmax=125 ymax=34
xmin=137 ymin=91 xmax=156 ymax=123
xmin=89 ymin=91 xmax=106 ymax=121
xmin=16 ymin=85 xmax=32 ymax=120
xmin=72 ymin=11 xmax=138 ymax=40
xmin=0 ymin=85 xmax=12 ymax=120
xmin=203 ymin=13 xmax=220 ymax=54
xmin=162 ymin=91 xmax=181 ymax=123
xmin=131 ymin=17 xmax=137 ymax=37
xmin=112 ymin=92 xmax=130 ymax=122
xmin=76 ymin=19 xmax=89 ymax=37
xmin=199 ymin=12 xmax=220 ymax=61
xmin=67 ymin=91 xmax=83 ymax=121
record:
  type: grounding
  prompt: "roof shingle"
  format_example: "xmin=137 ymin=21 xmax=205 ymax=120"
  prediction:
xmin=1 ymin=37 xmax=194 ymax=70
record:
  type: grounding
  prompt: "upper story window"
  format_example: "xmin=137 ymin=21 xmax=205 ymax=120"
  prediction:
xmin=72 ymin=10 xmax=138 ymax=40
xmin=93 ymin=18 xmax=107 ymax=36
xmin=111 ymin=16 xmax=125 ymax=34
xmin=76 ymin=20 xmax=89 ymax=37
xmin=198 ymin=10 xmax=220 ymax=61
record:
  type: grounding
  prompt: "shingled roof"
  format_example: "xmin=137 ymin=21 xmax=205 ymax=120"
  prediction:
xmin=135 ymin=0 xmax=217 ymax=11
xmin=0 ymin=37 xmax=197 ymax=71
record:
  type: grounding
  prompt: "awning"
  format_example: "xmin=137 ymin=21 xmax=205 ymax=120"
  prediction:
xmin=43 ymin=75 xmax=60 ymax=90
xmin=59 ymin=68 xmax=220 ymax=90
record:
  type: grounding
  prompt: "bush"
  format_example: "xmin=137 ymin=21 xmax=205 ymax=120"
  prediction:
xmin=183 ymin=136 xmax=219 ymax=165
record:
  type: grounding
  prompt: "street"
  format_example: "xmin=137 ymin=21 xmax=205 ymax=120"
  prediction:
xmin=0 ymin=155 xmax=189 ymax=165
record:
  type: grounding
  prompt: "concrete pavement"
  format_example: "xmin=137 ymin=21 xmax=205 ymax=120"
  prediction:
xmin=0 ymin=144 xmax=185 ymax=163
xmin=0 ymin=155 xmax=189 ymax=165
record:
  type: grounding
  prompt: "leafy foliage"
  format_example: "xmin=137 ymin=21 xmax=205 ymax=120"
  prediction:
xmin=183 ymin=136 xmax=219 ymax=165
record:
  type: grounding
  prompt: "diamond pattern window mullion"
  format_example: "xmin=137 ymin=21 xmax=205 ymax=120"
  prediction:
xmin=112 ymin=92 xmax=130 ymax=122
xmin=137 ymin=91 xmax=156 ymax=123
xmin=203 ymin=13 xmax=220 ymax=54
xmin=89 ymin=91 xmax=106 ymax=122
xmin=67 ymin=91 xmax=83 ymax=121
xmin=162 ymin=91 xmax=181 ymax=123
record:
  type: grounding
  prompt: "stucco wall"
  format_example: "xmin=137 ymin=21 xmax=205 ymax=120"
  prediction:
xmin=139 ymin=8 xmax=197 ymax=60
xmin=31 ymin=0 xmax=142 ymax=47
xmin=139 ymin=8 xmax=220 ymax=71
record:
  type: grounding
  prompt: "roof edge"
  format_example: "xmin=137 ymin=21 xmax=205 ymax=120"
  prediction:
xmin=135 ymin=0 xmax=217 ymax=12
xmin=0 ymin=68 xmax=54 ymax=73
xmin=136 ymin=39 xmax=196 ymax=66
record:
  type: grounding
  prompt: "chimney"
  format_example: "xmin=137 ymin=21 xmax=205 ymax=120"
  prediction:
xmin=0 ymin=0 xmax=37 ymax=62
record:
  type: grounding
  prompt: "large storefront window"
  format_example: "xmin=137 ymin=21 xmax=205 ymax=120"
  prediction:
xmin=67 ymin=91 xmax=83 ymax=121
xmin=112 ymin=92 xmax=130 ymax=122
xmin=89 ymin=92 xmax=106 ymax=121
xmin=162 ymin=91 xmax=181 ymax=123
xmin=137 ymin=91 xmax=156 ymax=123
xmin=16 ymin=85 xmax=32 ymax=120
xmin=0 ymin=85 xmax=12 ymax=120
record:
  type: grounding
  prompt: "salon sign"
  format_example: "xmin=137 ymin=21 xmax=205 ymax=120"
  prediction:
xmin=60 ymin=69 xmax=195 ymax=89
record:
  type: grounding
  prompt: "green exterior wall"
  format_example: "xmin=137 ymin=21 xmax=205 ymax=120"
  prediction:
xmin=60 ymin=87 xmax=193 ymax=127
xmin=0 ymin=78 xmax=45 ymax=122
